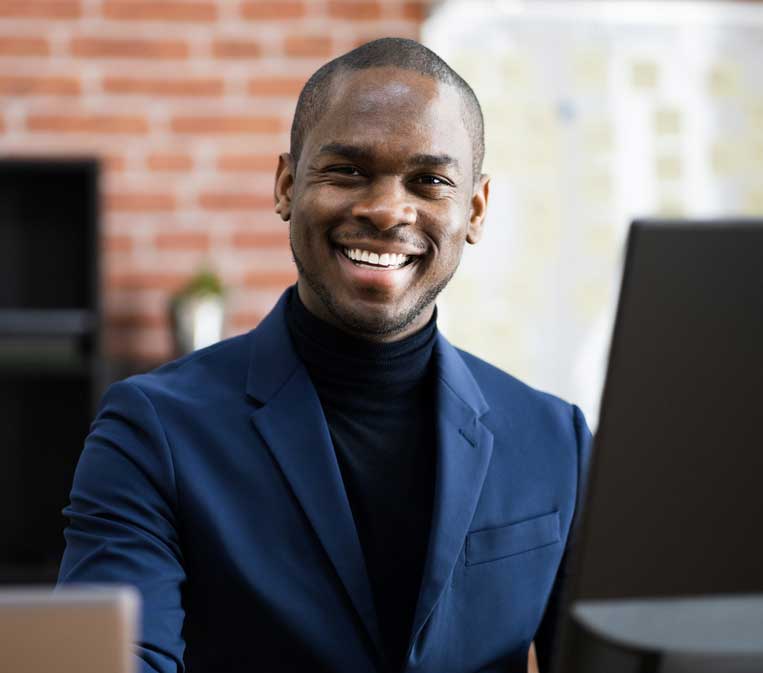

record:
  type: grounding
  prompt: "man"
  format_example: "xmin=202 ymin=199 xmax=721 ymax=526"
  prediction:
xmin=59 ymin=38 xmax=591 ymax=673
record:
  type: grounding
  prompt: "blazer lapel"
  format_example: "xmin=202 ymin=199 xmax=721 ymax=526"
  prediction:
xmin=245 ymin=291 xmax=384 ymax=659
xmin=409 ymin=334 xmax=495 ymax=654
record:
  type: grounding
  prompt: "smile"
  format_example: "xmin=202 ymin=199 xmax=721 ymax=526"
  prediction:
xmin=341 ymin=247 xmax=414 ymax=270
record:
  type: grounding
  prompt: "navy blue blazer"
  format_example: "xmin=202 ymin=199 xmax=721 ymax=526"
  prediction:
xmin=58 ymin=289 xmax=591 ymax=673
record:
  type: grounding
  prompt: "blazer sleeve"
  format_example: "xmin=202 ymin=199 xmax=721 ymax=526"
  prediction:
xmin=533 ymin=403 xmax=593 ymax=673
xmin=57 ymin=379 xmax=187 ymax=673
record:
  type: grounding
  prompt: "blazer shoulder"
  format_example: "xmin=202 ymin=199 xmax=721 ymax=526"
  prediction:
xmin=122 ymin=331 xmax=253 ymax=405
xmin=456 ymin=347 xmax=589 ymax=447
xmin=455 ymin=348 xmax=568 ymax=412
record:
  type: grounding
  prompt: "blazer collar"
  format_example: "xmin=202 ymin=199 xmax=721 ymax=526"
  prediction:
xmin=246 ymin=289 xmax=491 ymax=415
xmin=246 ymin=289 xmax=385 ymax=663
xmin=245 ymin=288 xmax=301 ymax=404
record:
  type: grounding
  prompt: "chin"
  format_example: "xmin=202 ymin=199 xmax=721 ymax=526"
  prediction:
xmin=331 ymin=302 xmax=419 ymax=338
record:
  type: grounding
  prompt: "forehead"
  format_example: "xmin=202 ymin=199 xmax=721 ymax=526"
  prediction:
xmin=303 ymin=67 xmax=472 ymax=170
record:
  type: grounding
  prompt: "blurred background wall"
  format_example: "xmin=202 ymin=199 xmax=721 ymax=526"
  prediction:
xmin=1 ymin=0 xmax=761 ymax=420
xmin=0 ymin=0 xmax=431 ymax=364
xmin=429 ymin=0 xmax=763 ymax=427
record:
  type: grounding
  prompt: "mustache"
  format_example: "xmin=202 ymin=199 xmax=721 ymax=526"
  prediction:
xmin=332 ymin=229 xmax=428 ymax=252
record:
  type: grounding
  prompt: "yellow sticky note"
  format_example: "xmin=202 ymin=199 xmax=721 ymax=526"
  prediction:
xmin=748 ymin=138 xmax=763 ymax=170
xmin=573 ymin=283 xmax=608 ymax=321
xmin=654 ymin=107 xmax=682 ymax=135
xmin=656 ymin=155 xmax=682 ymax=180
xmin=744 ymin=188 xmax=763 ymax=215
xmin=582 ymin=221 xmax=617 ymax=257
xmin=574 ymin=50 xmax=608 ymax=89
xmin=746 ymin=99 xmax=763 ymax=134
xmin=631 ymin=60 xmax=659 ymax=90
xmin=710 ymin=141 xmax=744 ymax=177
xmin=708 ymin=62 xmax=740 ymax=98
xmin=582 ymin=172 xmax=613 ymax=203
xmin=656 ymin=197 xmax=684 ymax=217
xmin=524 ymin=106 xmax=556 ymax=137
xmin=501 ymin=53 xmax=527 ymax=87
xmin=583 ymin=122 xmax=613 ymax=153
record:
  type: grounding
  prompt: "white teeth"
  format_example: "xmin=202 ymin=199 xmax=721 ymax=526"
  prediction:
xmin=343 ymin=248 xmax=411 ymax=268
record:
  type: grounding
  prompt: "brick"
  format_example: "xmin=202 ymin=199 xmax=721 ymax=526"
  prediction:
xmin=243 ymin=268 xmax=297 ymax=288
xmin=103 ymin=76 xmax=223 ymax=96
xmin=241 ymin=1 xmax=305 ymax=20
xmin=71 ymin=37 xmax=188 ymax=59
xmin=172 ymin=115 xmax=283 ymax=134
xmin=0 ymin=36 xmax=49 ymax=57
xmin=101 ymin=154 xmax=127 ymax=172
xmin=155 ymin=231 xmax=210 ymax=250
xmin=232 ymin=229 xmax=288 ymax=248
xmin=284 ymin=35 xmax=332 ymax=58
xmin=107 ymin=312 xmax=168 ymax=328
xmin=228 ymin=311 xmax=264 ymax=330
xmin=0 ymin=1 xmax=81 ymax=19
xmin=27 ymin=114 xmax=149 ymax=134
xmin=327 ymin=0 xmax=381 ymax=20
xmin=217 ymin=154 xmax=276 ymax=172
xmin=108 ymin=271 xmax=191 ymax=291
xmin=105 ymin=328 xmax=169 ymax=363
xmin=104 ymin=233 xmax=133 ymax=252
xmin=0 ymin=75 xmax=80 ymax=96
xmin=147 ymin=153 xmax=193 ymax=172
xmin=212 ymin=38 xmax=261 ymax=59
xmin=103 ymin=1 xmax=216 ymax=22
xmin=106 ymin=192 xmax=176 ymax=211
xmin=199 ymin=192 xmax=273 ymax=210
xmin=248 ymin=76 xmax=304 ymax=97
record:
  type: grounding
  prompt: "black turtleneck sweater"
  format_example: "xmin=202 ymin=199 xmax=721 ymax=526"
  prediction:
xmin=286 ymin=287 xmax=437 ymax=673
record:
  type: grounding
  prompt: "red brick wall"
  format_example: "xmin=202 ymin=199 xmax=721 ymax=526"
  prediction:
xmin=0 ymin=0 xmax=431 ymax=362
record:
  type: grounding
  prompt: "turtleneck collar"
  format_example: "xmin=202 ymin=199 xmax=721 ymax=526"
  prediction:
xmin=285 ymin=285 xmax=438 ymax=388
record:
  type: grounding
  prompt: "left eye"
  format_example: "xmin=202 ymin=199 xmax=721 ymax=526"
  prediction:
xmin=414 ymin=175 xmax=448 ymax=186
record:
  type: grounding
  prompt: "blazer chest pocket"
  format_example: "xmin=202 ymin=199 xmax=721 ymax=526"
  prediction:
xmin=466 ymin=511 xmax=561 ymax=566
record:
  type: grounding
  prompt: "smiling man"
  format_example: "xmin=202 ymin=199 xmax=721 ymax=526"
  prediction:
xmin=59 ymin=39 xmax=591 ymax=673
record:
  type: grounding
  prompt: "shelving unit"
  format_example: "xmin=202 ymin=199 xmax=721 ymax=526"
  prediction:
xmin=0 ymin=158 xmax=102 ymax=583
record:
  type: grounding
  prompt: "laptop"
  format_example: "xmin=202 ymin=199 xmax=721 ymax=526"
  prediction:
xmin=553 ymin=220 xmax=763 ymax=672
xmin=0 ymin=585 xmax=139 ymax=673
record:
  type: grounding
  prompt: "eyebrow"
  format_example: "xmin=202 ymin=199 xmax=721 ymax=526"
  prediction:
xmin=317 ymin=142 xmax=460 ymax=171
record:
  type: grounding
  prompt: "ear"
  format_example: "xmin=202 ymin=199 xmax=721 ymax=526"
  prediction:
xmin=274 ymin=153 xmax=294 ymax=221
xmin=466 ymin=173 xmax=489 ymax=245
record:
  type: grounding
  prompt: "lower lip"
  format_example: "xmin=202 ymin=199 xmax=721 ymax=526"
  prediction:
xmin=335 ymin=249 xmax=418 ymax=292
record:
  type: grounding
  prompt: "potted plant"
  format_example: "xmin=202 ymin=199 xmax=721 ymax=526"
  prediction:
xmin=170 ymin=268 xmax=225 ymax=355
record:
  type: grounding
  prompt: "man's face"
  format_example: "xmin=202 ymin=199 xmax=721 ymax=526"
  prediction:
xmin=274 ymin=66 xmax=489 ymax=341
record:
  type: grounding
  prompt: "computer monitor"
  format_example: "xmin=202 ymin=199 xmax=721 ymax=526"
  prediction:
xmin=553 ymin=220 xmax=763 ymax=672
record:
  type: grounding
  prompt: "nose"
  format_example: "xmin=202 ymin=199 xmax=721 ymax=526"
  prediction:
xmin=351 ymin=177 xmax=416 ymax=231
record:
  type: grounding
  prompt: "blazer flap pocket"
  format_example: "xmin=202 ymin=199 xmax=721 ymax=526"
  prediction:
xmin=466 ymin=511 xmax=561 ymax=566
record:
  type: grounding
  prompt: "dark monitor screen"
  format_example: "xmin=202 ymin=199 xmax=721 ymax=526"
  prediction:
xmin=574 ymin=220 xmax=763 ymax=602
xmin=553 ymin=220 xmax=763 ymax=672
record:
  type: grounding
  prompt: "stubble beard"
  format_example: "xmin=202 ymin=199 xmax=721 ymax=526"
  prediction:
xmin=290 ymin=238 xmax=458 ymax=340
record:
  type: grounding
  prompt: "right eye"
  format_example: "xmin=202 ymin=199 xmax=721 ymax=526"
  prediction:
xmin=327 ymin=165 xmax=363 ymax=176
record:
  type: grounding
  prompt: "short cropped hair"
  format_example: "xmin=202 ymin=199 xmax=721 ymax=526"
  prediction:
xmin=290 ymin=37 xmax=485 ymax=180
